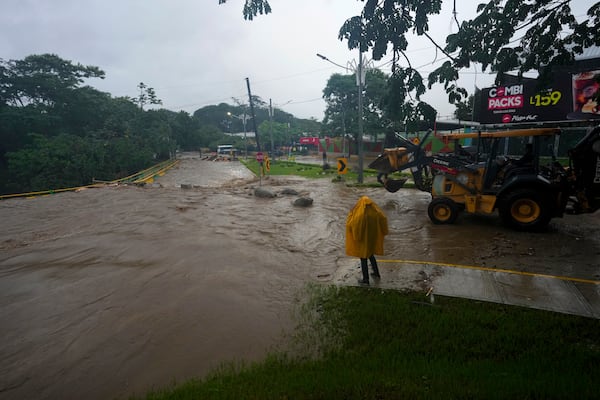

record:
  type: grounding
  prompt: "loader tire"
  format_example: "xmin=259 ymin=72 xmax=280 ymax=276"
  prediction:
xmin=428 ymin=197 xmax=459 ymax=225
xmin=498 ymin=189 xmax=551 ymax=231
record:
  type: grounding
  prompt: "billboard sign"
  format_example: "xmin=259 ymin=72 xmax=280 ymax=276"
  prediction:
xmin=299 ymin=137 xmax=320 ymax=145
xmin=478 ymin=69 xmax=600 ymax=124
xmin=572 ymin=70 xmax=600 ymax=118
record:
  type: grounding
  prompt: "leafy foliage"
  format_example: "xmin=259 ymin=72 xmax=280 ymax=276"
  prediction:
xmin=225 ymin=0 xmax=600 ymax=121
xmin=454 ymin=94 xmax=475 ymax=121
xmin=0 ymin=54 xmax=322 ymax=195
xmin=7 ymin=134 xmax=100 ymax=192
xmin=193 ymin=101 xmax=321 ymax=151
xmin=0 ymin=53 xmax=105 ymax=107
xmin=322 ymin=69 xmax=395 ymax=148
xmin=218 ymin=0 xmax=271 ymax=20
xmin=446 ymin=1 xmax=599 ymax=82
xmin=353 ymin=0 xmax=600 ymax=106
xmin=0 ymin=54 xmax=227 ymax=194
xmin=132 ymin=82 xmax=163 ymax=110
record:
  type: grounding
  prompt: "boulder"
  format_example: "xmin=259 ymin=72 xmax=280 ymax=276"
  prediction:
xmin=254 ymin=187 xmax=276 ymax=198
xmin=293 ymin=197 xmax=314 ymax=207
xmin=280 ymin=188 xmax=299 ymax=196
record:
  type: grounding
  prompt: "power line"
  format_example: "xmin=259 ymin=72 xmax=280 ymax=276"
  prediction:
xmin=288 ymin=97 xmax=323 ymax=105
xmin=252 ymin=66 xmax=336 ymax=85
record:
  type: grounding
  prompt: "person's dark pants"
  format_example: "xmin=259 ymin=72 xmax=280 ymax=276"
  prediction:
xmin=360 ymin=255 xmax=380 ymax=282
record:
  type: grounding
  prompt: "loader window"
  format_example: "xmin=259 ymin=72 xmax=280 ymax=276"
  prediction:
xmin=482 ymin=138 xmax=502 ymax=189
xmin=514 ymin=144 xmax=534 ymax=166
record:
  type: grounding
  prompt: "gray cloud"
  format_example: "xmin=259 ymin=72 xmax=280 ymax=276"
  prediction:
xmin=2 ymin=0 xmax=495 ymax=120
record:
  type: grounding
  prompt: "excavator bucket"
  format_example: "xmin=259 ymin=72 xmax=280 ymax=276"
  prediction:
xmin=370 ymin=131 xmax=433 ymax=193
xmin=368 ymin=147 xmax=410 ymax=173
xmin=383 ymin=178 xmax=407 ymax=193
xmin=368 ymin=153 xmax=393 ymax=173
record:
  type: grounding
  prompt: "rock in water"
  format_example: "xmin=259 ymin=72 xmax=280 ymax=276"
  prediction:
xmin=293 ymin=197 xmax=313 ymax=207
xmin=280 ymin=188 xmax=299 ymax=195
xmin=254 ymin=188 xmax=276 ymax=198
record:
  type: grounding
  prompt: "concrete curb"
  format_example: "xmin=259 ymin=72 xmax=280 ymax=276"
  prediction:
xmin=334 ymin=260 xmax=600 ymax=319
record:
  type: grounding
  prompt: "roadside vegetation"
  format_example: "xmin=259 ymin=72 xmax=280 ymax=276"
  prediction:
xmin=0 ymin=54 xmax=321 ymax=195
xmin=134 ymin=285 xmax=600 ymax=400
xmin=240 ymin=158 xmax=409 ymax=187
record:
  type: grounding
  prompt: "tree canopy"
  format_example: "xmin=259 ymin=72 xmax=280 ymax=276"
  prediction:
xmin=224 ymin=0 xmax=600 ymax=121
xmin=0 ymin=53 xmax=105 ymax=107
xmin=323 ymin=69 xmax=392 ymax=140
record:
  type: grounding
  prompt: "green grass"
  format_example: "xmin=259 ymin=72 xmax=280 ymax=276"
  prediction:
xmin=540 ymin=156 xmax=570 ymax=167
xmin=134 ymin=286 xmax=600 ymax=400
xmin=242 ymin=158 xmax=340 ymax=179
xmin=240 ymin=158 xmax=394 ymax=186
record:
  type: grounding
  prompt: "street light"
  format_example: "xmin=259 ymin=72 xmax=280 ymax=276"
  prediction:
xmin=316 ymin=52 xmax=369 ymax=183
xmin=316 ymin=53 xmax=348 ymax=70
xmin=228 ymin=111 xmax=251 ymax=159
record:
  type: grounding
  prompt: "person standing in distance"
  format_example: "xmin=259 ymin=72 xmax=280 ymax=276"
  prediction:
xmin=345 ymin=196 xmax=389 ymax=286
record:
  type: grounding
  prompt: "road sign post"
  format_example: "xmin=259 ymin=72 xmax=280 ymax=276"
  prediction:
xmin=256 ymin=152 xmax=264 ymax=185
xmin=337 ymin=157 xmax=348 ymax=175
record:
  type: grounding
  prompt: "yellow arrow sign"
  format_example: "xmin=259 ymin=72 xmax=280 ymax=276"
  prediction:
xmin=265 ymin=156 xmax=271 ymax=172
xmin=337 ymin=157 xmax=348 ymax=174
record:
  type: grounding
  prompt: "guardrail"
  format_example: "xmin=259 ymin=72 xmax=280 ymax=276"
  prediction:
xmin=0 ymin=159 xmax=180 ymax=200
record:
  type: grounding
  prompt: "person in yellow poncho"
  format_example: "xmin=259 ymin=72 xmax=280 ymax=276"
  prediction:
xmin=346 ymin=196 xmax=389 ymax=285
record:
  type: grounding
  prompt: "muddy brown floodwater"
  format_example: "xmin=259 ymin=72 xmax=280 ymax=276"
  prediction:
xmin=1 ymin=154 xmax=599 ymax=400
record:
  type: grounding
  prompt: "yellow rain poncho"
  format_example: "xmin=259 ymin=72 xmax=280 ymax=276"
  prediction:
xmin=345 ymin=196 xmax=389 ymax=258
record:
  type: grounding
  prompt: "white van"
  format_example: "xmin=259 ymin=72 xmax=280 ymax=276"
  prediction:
xmin=217 ymin=145 xmax=233 ymax=155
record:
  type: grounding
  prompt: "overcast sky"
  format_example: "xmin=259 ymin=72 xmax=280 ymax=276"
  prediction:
xmin=0 ymin=1 xmax=533 ymax=121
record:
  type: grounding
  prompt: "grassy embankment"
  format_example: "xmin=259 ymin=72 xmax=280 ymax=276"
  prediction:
xmin=133 ymin=158 xmax=598 ymax=399
xmin=135 ymin=286 xmax=599 ymax=400
xmin=240 ymin=158 xmax=406 ymax=186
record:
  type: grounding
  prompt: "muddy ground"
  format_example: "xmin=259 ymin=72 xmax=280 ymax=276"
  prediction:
xmin=1 ymin=154 xmax=599 ymax=400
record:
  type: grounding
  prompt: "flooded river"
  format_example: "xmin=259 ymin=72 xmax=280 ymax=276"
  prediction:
xmin=1 ymin=154 xmax=599 ymax=399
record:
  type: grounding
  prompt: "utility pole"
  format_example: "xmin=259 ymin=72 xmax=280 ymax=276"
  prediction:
xmin=316 ymin=52 xmax=366 ymax=183
xmin=269 ymin=98 xmax=274 ymax=158
xmin=241 ymin=112 xmax=249 ymax=159
xmin=246 ymin=78 xmax=260 ymax=151
xmin=357 ymin=50 xmax=364 ymax=184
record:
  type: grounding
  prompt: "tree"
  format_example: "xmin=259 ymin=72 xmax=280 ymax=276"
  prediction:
xmin=0 ymin=54 xmax=188 ymax=194
xmin=0 ymin=53 xmax=105 ymax=107
xmin=439 ymin=1 xmax=600 ymax=87
xmin=225 ymin=1 xmax=600 ymax=119
xmin=6 ymin=133 xmax=106 ymax=192
xmin=133 ymin=82 xmax=162 ymax=110
xmin=258 ymin=120 xmax=293 ymax=150
xmin=218 ymin=0 xmax=271 ymax=20
xmin=454 ymin=95 xmax=475 ymax=121
xmin=323 ymin=69 xmax=394 ymax=147
xmin=0 ymin=54 xmax=108 ymax=175
xmin=322 ymin=73 xmax=357 ymax=137
xmin=1 ymin=52 xmax=330 ymax=194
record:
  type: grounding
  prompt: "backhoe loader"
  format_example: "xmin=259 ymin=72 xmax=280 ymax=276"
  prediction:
xmin=368 ymin=126 xmax=600 ymax=231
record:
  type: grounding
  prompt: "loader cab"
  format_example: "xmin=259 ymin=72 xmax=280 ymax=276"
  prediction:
xmin=481 ymin=137 xmax=535 ymax=191
xmin=568 ymin=125 xmax=600 ymax=213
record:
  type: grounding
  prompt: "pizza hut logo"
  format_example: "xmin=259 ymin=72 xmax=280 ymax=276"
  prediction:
xmin=502 ymin=114 xmax=512 ymax=123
